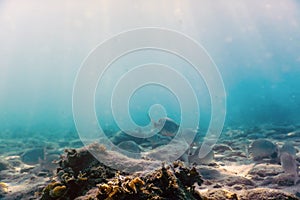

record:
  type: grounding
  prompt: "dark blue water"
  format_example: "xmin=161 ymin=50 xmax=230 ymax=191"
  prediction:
xmin=0 ymin=1 xmax=299 ymax=139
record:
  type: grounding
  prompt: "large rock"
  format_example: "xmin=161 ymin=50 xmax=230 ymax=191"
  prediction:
xmin=21 ymin=148 xmax=44 ymax=165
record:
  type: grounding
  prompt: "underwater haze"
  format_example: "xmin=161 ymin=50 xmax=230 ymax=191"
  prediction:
xmin=0 ymin=0 xmax=300 ymax=138
xmin=1 ymin=1 xmax=300 ymax=199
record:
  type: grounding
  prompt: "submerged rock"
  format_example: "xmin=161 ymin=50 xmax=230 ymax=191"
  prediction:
xmin=21 ymin=148 xmax=44 ymax=165
xmin=249 ymin=139 xmax=278 ymax=161
xmin=280 ymin=152 xmax=299 ymax=185
xmin=197 ymin=189 xmax=238 ymax=200
xmin=110 ymin=131 xmax=146 ymax=146
xmin=153 ymin=117 xmax=179 ymax=137
xmin=40 ymin=144 xmax=203 ymax=200
xmin=188 ymin=144 xmax=215 ymax=165
xmin=280 ymin=142 xmax=298 ymax=156
xmin=248 ymin=163 xmax=283 ymax=178
xmin=117 ymin=140 xmax=141 ymax=153
xmin=115 ymin=140 xmax=142 ymax=159
xmin=0 ymin=159 xmax=10 ymax=171
xmin=241 ymin=188 xmax=299 ymax=200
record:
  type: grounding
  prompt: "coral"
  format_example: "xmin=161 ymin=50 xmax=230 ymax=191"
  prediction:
xmin=40 ymin=148 xmax=204 ymax=200
xmin=49 ymin=185 xmax=67 ymax=198
xmin=41 ymin=181 xmax=65 ymax=200
xmin=41 ymin=146 xmax=118 ymax=199
xmin=96 ymin=175 xmax=146 ymax=199
xmin=94 ymin=162 xmax=203 ymax=200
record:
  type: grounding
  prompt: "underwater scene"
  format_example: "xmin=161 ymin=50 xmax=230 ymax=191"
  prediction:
xmin=0 ymin=1 xmax=300 ymax=199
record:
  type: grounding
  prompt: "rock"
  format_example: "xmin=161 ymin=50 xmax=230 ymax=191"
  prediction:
xmin=241 ymin=188 xmax=299 ymax=200
xmin=143 ymin=139 xmax=189 ymax=162
xmin=115 ymin=140 xmax=142 ymax=159
xmin=280 ymin=152 xmax=299 ymax=185
xmin=275 ymin=173 xmax=298 ymax=186
xmin=249 ymin=139 xmax=278 ymax=161
xmin=21 ymin=148 xmax=44 ymax=165
xmin=189 ymin=143 xmax=215 ymax=165
xmin=7 ymin=158 xmax=22 ymax=167
xmin=248 ymin=163 xmax=283 ymax=178
xmin=224 ymin=176 xmax=255 ymax=187
xmin=197 ymin=166 xmax=221 ymax=179
xmin=40 ymin=153 xmax=60 ymax=172
xmin=0 ymin=159 xmax=10 ymax=171
xmin=197 ymin=189 xmax=238 ymax=200
xmin=213 ymin=144 xmax=233 ymax=153
xmin=280 ymin=142 xmax=298 ymax=156
xmin=233 ymin=185 xmax=243 ymax=190
xmin=20 ymin=165 xmax=35 ymax=173
xmin=146 ymin=133 xmax=172 ymax=149
xmin=110 ymin=131 xmax=145 ymax=146
xmin=153 ymin=117 xmax=179 ymax=136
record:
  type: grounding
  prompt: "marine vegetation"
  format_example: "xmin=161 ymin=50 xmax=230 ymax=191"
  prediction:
xmin=40 ymin=145 xmax=204 ymax=200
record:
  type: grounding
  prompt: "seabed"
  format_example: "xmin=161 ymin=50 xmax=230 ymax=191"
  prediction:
xmin=0 ymin=124 xmax=299 ymax=200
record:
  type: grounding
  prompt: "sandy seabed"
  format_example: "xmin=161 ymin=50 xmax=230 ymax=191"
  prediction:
xmin=0 ymin=124 xmax=300 ymax=200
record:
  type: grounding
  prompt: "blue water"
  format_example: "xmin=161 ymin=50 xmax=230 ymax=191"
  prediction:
xmin=0 ymin=1 xmax=299 ymax=139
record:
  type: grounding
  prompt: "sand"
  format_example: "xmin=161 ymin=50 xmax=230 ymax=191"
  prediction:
xmin=0 ymin=124 xmax=299 ymax=199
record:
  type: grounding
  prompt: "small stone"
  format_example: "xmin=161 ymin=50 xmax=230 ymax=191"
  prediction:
xmin=233 ymin=185 xmax=243 ymax=190
xmin=213 ymin=183 xmax=222 ymax=188
xmin=37 ymin=171 xmax=48 ymax=177
xmin=225 ymin=176 xmax=255 ymax=187
xmin=20 ymin=165 xmax=35 ymax=173
xmin=197 ymin=167 xmax=221 ymax=180
xmin=213 ymin=144 xmax=233 ymax=152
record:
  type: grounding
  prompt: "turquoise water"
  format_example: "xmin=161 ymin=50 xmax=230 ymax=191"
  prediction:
xmin=0 ymin=1 xmax=299 ymax=139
